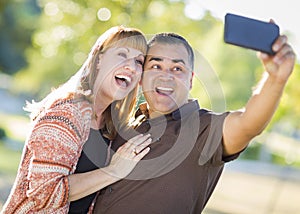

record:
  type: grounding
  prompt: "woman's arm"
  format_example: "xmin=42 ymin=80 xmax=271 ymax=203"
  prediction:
xmin=26 ymin=99 xmax=92 ymax=210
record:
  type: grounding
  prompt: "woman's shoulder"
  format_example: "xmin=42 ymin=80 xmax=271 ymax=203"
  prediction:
xmin=32 ymin=93 xmax=93 ymax=125
xmin=50 ymin=93 xmax=92 ymax=111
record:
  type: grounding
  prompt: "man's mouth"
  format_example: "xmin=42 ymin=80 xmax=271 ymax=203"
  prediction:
xmin=155 ymin=86 xmax=174 ymax=95
xmin=115 ymin=74 xmax=132 ymax=88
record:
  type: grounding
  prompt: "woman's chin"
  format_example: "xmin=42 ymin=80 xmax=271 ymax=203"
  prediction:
xmin=112 ymin=91 xmax=129 ymax=101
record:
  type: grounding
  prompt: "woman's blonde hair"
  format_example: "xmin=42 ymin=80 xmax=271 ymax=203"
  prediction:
xmin=25 ymin=26 xmax=147 ymax=140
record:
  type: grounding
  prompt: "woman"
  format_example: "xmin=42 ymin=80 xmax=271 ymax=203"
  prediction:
xmin=2 ymin=26 xmax=151 ymax=213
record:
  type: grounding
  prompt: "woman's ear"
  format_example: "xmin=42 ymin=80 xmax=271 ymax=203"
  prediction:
xmin=96 ymin=54 xmax=103 ymax=70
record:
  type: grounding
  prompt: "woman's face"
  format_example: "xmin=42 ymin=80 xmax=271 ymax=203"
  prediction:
xmin=94 ymin=46 xmax=145 ymax=102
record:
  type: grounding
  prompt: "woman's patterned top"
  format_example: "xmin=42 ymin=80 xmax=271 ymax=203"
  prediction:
xmin=2 ymin=95 xmax=92 ymax=213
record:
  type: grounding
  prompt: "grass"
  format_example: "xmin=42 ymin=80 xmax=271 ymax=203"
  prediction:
xmin=0 ymin=112 xmax=27 ymax=176
xmin=0 ymin=142 xmax=21 ymax=176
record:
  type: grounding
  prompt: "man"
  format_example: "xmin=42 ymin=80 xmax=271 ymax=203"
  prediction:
xmin=93 ymin=32 xmax=295 ymax=213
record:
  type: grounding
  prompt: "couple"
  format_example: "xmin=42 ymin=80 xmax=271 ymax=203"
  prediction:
xmin=2 ymin=25 xmax=295 ymax=214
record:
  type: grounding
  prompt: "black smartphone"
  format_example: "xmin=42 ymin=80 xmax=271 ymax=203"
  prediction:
xmin=224 ymin=13 xmax=280 ymax=55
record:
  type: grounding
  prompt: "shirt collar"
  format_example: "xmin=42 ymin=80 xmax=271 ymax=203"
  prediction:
xmin=135 ymin=99 xmax=200 ymax=121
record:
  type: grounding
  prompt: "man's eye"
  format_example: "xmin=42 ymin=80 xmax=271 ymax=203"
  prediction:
xmin=173 ymin=67 xmax=182 ymax=72
xmin=152 ymin=65 xmax=160 ymax=69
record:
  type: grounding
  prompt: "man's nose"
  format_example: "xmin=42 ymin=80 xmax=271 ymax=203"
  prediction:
xmin=159 ymin=68 xmax=174 ymax=79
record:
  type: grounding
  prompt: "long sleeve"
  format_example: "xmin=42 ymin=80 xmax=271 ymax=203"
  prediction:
xmin=2 ymin=97 xmax=92 ymax=213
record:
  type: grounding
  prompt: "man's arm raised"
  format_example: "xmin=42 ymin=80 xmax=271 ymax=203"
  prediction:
xmin=223 ymin=34 xmax=296 ymax=156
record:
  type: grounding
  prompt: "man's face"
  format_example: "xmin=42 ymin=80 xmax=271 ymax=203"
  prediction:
xmin=142 ymin=43 xmax=193 ymax=116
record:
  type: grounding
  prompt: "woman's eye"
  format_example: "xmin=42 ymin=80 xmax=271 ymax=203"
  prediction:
xmin=136 ymin=59 xmax=144 ymax=65
xmin=118 ymin=52 xmax=127 ymax=58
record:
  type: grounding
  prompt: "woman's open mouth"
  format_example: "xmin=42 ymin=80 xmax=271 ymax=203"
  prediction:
xmin=115 ymin=74 xmax=132 ymax=88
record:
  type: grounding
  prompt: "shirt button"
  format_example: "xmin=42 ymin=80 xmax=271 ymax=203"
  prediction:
xmin=108 ymin=187 xmax=113 ymax=193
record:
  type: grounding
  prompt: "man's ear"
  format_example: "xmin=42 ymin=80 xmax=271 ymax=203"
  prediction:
xmin=189 ymin=71 xmax=194 ymax=90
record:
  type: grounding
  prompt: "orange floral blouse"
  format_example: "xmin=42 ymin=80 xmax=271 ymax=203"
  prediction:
xmin=2 ymin=96 xmax=92 ymax=213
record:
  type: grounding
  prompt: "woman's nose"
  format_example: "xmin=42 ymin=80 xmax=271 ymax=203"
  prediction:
xmin=124 ymin=58 xmax=137 ymax=72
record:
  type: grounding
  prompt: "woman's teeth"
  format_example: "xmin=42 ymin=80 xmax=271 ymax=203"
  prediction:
xmin=115 ymin=74 xmax=132 ymax=87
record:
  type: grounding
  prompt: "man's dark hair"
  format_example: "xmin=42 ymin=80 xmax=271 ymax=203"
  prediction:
xmin=147 ymin=33 xmax=194 ymax=70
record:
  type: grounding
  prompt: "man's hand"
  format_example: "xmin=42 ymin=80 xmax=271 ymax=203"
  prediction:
xmin=258 ymin=34 xmax=296 ymax=84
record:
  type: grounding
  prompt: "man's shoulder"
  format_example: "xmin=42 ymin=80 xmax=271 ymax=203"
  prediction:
xmin=197 ymin=108 xmax=229 ymax=118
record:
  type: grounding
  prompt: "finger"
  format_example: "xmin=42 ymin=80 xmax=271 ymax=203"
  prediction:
xmin=128 ymin=133 xmax=151 ymax=148
xmin=257 ymin=51 xmax=270 ymax=61
xmin=126 ymin=134 xmax=144 ymax=144
xmin=273 ymin=44 xmax=294 ymax=64
xmin=134 ymin=138 xmax=152 ymax=154
xmin=121 ymin=134 xmax=145 ymax=149
xmin=133 ymin=134 xmax=152 ymax=147
xmin=133 ymin=147 xmax=150 ymax=161
xmin=272 ymin=35 xmax=288 ymax=53
xmin=121 ymin=134 xmax=151 ymax=152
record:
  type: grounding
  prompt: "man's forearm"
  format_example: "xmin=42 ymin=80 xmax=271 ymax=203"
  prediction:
xmin=241 ymin=72 xmax=286 ymax=134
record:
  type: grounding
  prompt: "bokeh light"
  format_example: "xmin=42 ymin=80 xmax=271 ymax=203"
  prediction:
xmin=97 ymin=8 xmax=111 ymax=21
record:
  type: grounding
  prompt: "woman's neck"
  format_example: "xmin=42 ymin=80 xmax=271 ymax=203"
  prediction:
xmin=91 ymin=89 xmax=114 ymax=129
xmin=91 ymin=100 xmax=110 ymax=130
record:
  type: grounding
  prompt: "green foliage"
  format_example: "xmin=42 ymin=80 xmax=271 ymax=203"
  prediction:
xmin=240 ymin=142 xmax=262 ymax=160
xmin=270 ymin=64 xmax=300 ymax=129
xmin=0 ymin=0 xmax=40 ymax=75
xmin=0 ymin=127 xmax=6 ymax=140
xmin=1 ymin=0 xmax=300 ymax=128
xmin=0 ymin=112 xmax=29 ymax=141
xmin=0 ymin=142 xmax=21 ymax=175
xmin=271 ymin=153 xmax=300 ymax=168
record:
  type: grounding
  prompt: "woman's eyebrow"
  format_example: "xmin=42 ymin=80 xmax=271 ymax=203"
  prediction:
xmin=117 ymin=47 xmax=129 ymax=52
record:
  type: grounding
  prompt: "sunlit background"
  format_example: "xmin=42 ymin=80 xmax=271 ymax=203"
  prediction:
xmin=1 ymin=0 xmax=300 ymax=213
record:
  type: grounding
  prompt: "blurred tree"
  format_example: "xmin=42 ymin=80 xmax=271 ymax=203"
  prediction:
xmin=0 ymin=0 xmax=41 ymax=75
xmin=270 ymin=64 xmax=300 ymax=129
xmin=1 ymin=0 xmax=299 ymax=128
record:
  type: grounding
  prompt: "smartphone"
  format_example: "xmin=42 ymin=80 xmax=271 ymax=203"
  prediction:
xmin=224 ymin=13 xmax=280 ymax=55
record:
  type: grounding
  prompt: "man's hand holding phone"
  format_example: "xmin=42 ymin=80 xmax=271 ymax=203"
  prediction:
xmin=224 ymin=13 xmax=295 ymax=86
xmin=224 ymin=13 xmax=279 ymax=55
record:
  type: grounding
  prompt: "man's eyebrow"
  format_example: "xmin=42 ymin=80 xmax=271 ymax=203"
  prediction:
xmin=148 ymin=57 xmax=186 ymax=65
xmin=148 ymin=57 xmax=163 ymax=62
xmin=172 ymin=59 xmax=185 ymax=65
